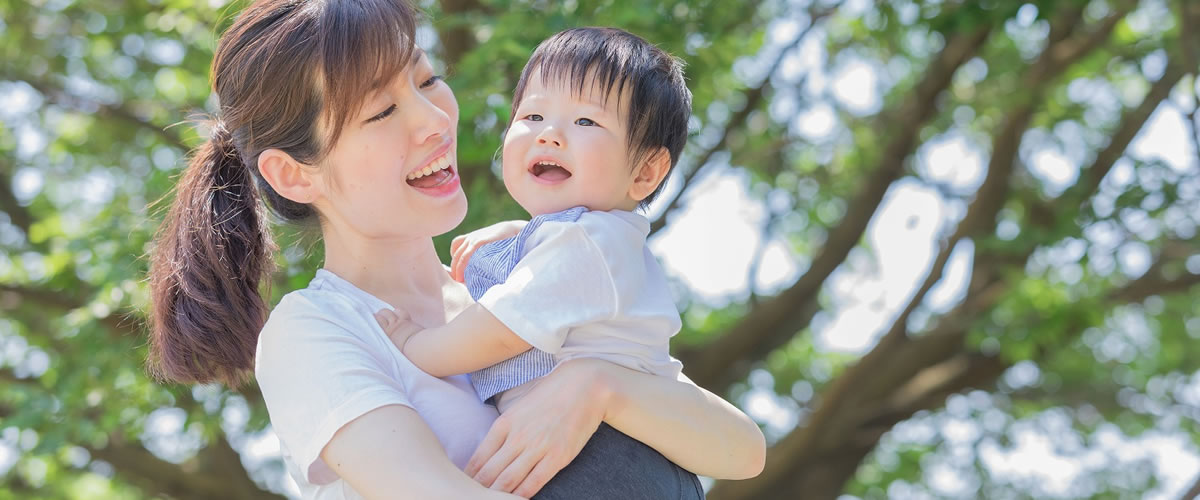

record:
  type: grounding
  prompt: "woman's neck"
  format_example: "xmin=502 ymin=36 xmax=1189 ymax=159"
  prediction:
xmin=320 ymin=226 xmax=453 ymax=311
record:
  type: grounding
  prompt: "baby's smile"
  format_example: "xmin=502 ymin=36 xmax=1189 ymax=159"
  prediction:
xmin=529 ymin=157 xmax=573 ymax=184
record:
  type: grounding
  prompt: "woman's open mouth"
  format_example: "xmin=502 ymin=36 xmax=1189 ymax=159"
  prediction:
xmin=406 ymin=154 xmax=460 ymax=196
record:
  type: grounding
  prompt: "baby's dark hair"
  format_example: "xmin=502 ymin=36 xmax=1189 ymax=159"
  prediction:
xmin=510 ymin=27 xmax=692 ymax=209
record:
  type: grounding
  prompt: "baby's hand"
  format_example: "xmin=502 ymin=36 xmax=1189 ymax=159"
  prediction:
xmin=449 ymin=220 xmax=527 ymax=283
xmin=374 ymin=309 xmax=423 ymax=349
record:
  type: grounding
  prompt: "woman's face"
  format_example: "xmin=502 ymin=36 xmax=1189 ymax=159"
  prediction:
xmin=313 ymin=49 xmax=465 ymax=241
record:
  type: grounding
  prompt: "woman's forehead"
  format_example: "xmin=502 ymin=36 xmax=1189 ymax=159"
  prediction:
xmin=369 ymin=48 xmax=429 ymax=91
xmin=354 ymin=47 xmax=432 ymax=112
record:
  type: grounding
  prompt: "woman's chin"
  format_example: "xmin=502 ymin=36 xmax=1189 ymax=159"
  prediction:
xmin=432 ymin=191 xmax=470 ymax=236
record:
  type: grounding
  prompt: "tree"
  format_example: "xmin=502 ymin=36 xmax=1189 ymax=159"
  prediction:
xmin=1 ymin=0 xmax=1197 ymax=498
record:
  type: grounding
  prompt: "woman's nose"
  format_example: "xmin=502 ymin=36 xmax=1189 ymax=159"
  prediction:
xmin=410 ymin=97 xmax=452 ymax=145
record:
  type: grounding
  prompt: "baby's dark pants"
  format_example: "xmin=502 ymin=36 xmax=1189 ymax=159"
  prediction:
xmin=533 ymin=423 xmax=705 ymax=500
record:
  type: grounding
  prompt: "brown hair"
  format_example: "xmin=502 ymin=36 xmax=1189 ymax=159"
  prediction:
xmin=147 ymin=0 xmax=419 ymax=386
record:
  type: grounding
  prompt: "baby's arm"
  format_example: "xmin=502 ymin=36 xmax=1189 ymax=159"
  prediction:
xmin=449 ymin=220 xmax=527 ymax=282
xmin=375 ymin=306 xmax=532 ymax=378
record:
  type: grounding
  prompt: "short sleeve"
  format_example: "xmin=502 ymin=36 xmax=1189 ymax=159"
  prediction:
xmin=254 ymin=292 xmax=412 ymax=485
xmin=476 ymin=222 xmax=619 ymax=354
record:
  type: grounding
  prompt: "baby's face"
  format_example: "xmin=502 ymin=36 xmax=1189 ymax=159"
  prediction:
xmin=501 ymin=72 xmax=641 ymax=216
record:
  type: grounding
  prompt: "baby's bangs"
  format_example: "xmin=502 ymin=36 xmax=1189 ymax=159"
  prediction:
xmin=318 ymin=0 xmax=419 ymax=149
xmin=531 ymin=28 xmax=645 ymax=107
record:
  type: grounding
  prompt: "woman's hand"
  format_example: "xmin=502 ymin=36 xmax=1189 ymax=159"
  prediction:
xmin=464 ymin=360 xmax=609 ymax=498
xmin=465 ymin=358 xmax=766 ymax=497
xmin=449 ymin=220 xmax=527 ymax=283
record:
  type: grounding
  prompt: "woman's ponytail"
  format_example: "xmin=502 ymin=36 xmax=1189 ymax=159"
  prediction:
xmin=147 ymin=122 xmax=276 ymax=386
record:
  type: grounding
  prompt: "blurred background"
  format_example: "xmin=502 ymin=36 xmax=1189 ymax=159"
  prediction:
xmin=2 ymin=0 xmax=1199 ymax=498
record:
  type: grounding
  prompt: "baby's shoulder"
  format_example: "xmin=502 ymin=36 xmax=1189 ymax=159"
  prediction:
xmin=534 ymin=209 xmax=641 ymax=236
xmin=526 ymin=211 xmax=646 ymax=266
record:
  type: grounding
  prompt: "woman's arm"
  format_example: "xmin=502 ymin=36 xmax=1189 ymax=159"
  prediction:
xmin=465 ymin=359 xmax=766 ymax=496
xmin=322 ymin=404 xmax=521 ymax=500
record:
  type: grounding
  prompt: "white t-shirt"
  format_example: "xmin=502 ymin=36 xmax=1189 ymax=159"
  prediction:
xmin=477 ymin=210 xmax=684 ymax=389
xmin=255 ymin=270 xmax=498 ymax=499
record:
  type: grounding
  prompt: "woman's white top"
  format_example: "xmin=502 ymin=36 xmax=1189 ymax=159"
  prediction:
xmin=255 ymin=269 xmax=499 ymax=499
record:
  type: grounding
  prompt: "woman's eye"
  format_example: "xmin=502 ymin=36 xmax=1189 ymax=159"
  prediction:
xmin=526 ymin=114 xmax=543 ymax=121
xmin=420 ymin=75 xmax=444 ymax=89
xmin=366 ymin=104 xmax=396 ymax=123
xmin=575 ymin=117 xmax=596 ymax=126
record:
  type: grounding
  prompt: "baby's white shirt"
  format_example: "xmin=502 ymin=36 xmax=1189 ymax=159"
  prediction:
xmin=476 ymin=209 xmax=684 ymax=404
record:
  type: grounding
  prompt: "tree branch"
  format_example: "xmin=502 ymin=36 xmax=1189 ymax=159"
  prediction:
xmin=648 ymin=5 xmax=837 ymax=236
xmin=0 ymin=280 xmax=267 ymax=408
xmin=1178 ymin=0 xmax=1200 ymax=73
xmin=684 ymin=0 xmax=1137 ymax=398
xmin=709 ymin=9 xmax=1161 ymax=493
xmin=1073 ymin=62 xmax=1190 ymax=202
xmin=0 ymin=70 xmax=188 ymax=151
xmin=747 ymin=211 xmax=783 ymax=306
xmin=1108 ymin=264 xmax=1200 ymax=303
xmin=1180 ymin=471 xmax=1200 ymax=500
xmin=0 ymin=166 xmax=33 ymax=236
xmin=711 ymin=224 xmax=1197 ymax=499
xmin=89 ymin=435 xmax=287 ymax=500
xmin=677 ymin=23 xmax=993 ymax=392
xmin=2 ymin=299 xmax=281 ymax=499
xmin=436 ymin=0 xmax=492 ymax=69
xmin=1046 ymin=2 xmax=1134 ymax=69
xmin=0 ymin=282 xmax=90 ymax=310
xmin=709 ymin=249 xmax=1194 ymax=499
xmin=868 ymin=5 xmax=1129 ymax=353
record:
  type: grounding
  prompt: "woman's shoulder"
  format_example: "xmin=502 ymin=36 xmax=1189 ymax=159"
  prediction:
xmin=259 ymin=275 xmax=386 ymax=348
xmin=255 ymin=275 xmax=401 ymax=388
xmin=267 ymin=288 xmax=365 ymax=327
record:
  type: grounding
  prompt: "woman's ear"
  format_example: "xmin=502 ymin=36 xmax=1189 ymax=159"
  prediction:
xmin=258 ymin=148 xmax=321 ymax=204
xmin=627 ymin=147 xmax=672 ymax=202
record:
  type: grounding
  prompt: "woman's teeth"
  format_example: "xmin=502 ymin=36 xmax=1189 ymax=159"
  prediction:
xmin=407 ymin=156 xmax=452 ymax=180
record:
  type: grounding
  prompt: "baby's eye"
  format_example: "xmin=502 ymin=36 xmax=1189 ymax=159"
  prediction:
xmin=526 ymin=114 xmax=543 ymax=121
xmin=575 ymin=117 xmax=596 ymax=126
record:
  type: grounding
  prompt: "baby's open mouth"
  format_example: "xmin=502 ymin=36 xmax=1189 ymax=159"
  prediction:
xmin=531 ymin=160 xmax=572 ymax=181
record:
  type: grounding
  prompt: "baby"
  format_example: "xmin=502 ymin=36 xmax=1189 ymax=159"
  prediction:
xmin=383 ymin=26 xmax=692 ymax=414
xmin=379 ymin=27 xmax=700 ymax=496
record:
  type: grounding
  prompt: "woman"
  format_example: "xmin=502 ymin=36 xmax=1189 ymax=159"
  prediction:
xmin=146 ymin=0 xmax=765 ymax=498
